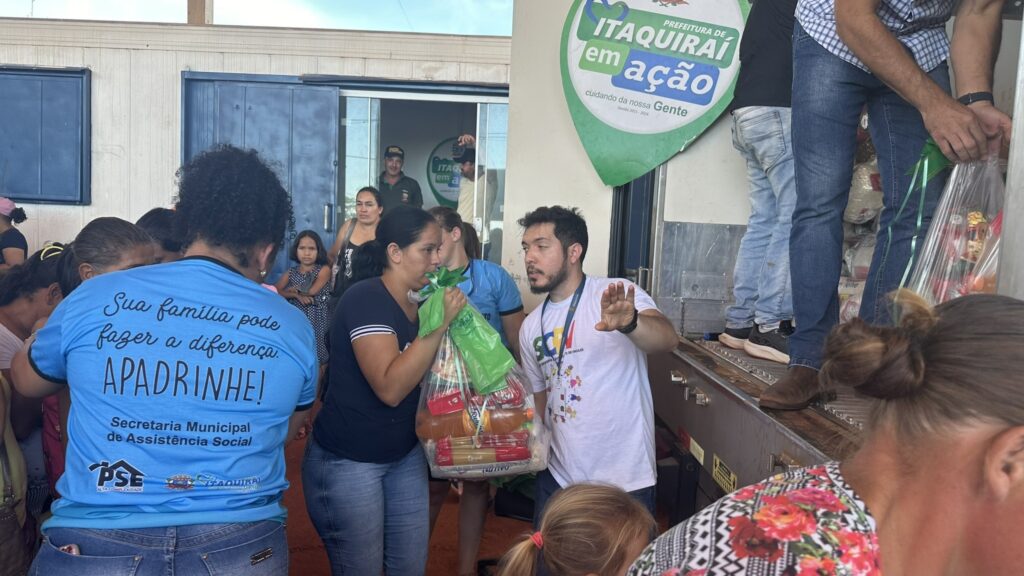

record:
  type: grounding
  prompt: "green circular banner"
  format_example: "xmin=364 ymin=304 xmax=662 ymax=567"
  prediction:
xmin=426 ymin=137 xmax=459 ymax=207
xmin=561 ymin=0 xmax=749 ymax=186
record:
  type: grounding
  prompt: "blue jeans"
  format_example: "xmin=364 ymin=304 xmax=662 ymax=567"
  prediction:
xmin=532 ymin=469 xmax=656 ymax=529
xmin=302 ymin=438 xmax=428 ymax=576
xmin=29 ymin=521 xmax=286 ymax=575
xmin=789 ymin=23 xmax=950 ymax=369
xmin=726 ymin=106 xmax=797 ymax=329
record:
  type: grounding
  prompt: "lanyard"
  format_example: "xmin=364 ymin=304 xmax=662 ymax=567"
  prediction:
xmin=540 ymin=276 xmax=586 ymax=379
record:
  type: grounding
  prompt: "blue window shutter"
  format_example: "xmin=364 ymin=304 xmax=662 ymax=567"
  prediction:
xmin=0 ymin=68 xmax=90 ymax=204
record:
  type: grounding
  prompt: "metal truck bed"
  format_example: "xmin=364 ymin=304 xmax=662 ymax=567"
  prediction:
xmin=650 ymin=338 xmax=868 ymax=504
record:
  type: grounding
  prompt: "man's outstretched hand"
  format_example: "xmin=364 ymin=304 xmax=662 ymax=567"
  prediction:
xmin=596 ymin=282 xmax=636 ymax=332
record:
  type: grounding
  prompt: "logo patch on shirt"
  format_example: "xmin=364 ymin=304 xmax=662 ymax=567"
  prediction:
xmin=194 ymin=473 xmax=261 ymax=492
xmin=165 ymin=474 xmax=195 ymax=490
xmin=89 ymin=459 xmax=145 ymax=492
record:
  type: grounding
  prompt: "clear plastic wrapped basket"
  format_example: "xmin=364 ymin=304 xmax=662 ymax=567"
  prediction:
xmin=415 ymin=333 xmax=548 ymax=479
xmin=908 ymin=158 xmax=1004 ymax=305
xmin=414 ymin=267 xmax=548 ymax=479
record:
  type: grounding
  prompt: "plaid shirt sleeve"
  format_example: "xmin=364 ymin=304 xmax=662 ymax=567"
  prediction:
xmin=796 ymin=0 xmax=955 ymax=74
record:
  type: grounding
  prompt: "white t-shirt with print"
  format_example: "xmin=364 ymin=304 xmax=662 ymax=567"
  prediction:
xmin=519 ymin=277 xmax=658 ymax=493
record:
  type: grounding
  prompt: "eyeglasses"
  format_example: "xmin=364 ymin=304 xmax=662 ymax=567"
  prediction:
xmin=40 ymin=243 xmax=65 ymax=261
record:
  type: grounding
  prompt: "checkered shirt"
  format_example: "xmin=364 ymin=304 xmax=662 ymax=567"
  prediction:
xmin=797 ymin=0 xmax=955 ymax=73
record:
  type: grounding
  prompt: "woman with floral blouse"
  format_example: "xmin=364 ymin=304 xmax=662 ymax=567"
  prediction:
xmin=630 ymin=290 xmax=1024 ymax=575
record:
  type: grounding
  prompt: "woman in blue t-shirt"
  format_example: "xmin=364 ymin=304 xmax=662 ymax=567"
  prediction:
xmin=427 ymin=206 xmax=525 ymax=575
xmin=303 ymin=206 xmax=466 ymax=576
xmin=12 ymin=145 xmax=318 ymax=575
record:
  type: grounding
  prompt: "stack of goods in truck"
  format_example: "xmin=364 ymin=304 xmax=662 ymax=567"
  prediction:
xmin=838 ymin=112 xmax=882 ymax=322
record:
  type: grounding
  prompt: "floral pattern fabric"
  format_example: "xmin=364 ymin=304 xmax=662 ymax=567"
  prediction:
xmin=628 ymin=462 xmax=881 ymax=576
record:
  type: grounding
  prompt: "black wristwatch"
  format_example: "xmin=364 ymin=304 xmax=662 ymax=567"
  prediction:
xmin=957 ymin=92 xmax=994 ymax=106
xmin=618 ymin=307 xmax=639 ymax=335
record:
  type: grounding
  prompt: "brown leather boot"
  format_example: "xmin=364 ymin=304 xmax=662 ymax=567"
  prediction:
xmin=759 ymin=366 xmax=822 ymax=410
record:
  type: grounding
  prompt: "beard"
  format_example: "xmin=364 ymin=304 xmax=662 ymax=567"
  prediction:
xmin=528 ymin=260 xmax=570 ymax=295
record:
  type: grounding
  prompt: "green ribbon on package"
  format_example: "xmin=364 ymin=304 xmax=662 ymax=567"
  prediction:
xmin=891 ymin=138 xmax=954 ymax=289
xmin=418 ymin=267 xmax=514 ymax=395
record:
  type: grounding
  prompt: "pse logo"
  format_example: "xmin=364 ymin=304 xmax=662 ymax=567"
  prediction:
xmin=89 ymin=459 xmax=145 ymax=493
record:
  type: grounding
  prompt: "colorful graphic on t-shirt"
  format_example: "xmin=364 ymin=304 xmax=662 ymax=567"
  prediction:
xmin=554 ymin=364 xmax=584 ymax=423
xmin=533 ymin=322 xmax=577 ymax=363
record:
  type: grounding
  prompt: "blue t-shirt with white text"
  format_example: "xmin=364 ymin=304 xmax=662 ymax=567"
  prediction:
xmin=30 ymin=257 xmax=318 ymax=530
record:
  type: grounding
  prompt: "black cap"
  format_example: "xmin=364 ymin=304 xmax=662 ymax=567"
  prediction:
xmin=453 ymin=147 xmax=475 ymax=164
xmin=384 ymin=145 xmax=405 ymax=159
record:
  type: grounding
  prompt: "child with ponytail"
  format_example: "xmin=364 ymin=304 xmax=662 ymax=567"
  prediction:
xmin=499 ymin=484 xmax=656 ymax=576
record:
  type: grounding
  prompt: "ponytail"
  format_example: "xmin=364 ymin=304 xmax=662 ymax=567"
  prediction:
xmin=56 ymin=243 xmax=83 ymax=297
xmin=8 ymin=207 xmax=26 ymax=224
xmin=498 ymin=485 xmax=656 ymax=576
xmin=497 ymin=538 xmax=541 ymax=576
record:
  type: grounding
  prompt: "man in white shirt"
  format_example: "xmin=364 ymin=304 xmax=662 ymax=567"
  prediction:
xmin=517 ymin=206 xmax=678 ymax=525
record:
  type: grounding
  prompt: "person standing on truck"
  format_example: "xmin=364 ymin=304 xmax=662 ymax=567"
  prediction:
xmin=517 ymin=206 xmax=678 ymax=526
xmin=717 ymin=0 xmax=799 ymax=365
xmin=378 ymin=145 xmax=424 ymax=213
xmin=765 ymin=0 xmax=1012 ymax=410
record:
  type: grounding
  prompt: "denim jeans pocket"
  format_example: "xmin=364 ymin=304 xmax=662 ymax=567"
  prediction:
xmin=735 ymin=109 xmax=788 ymax=170
xmin=199 ymin=522 xmax=288 ymax=576
xmin=31 ymin=537 xmax=141 ymax=576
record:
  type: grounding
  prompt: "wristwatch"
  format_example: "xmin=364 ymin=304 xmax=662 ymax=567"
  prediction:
xmin=618 ymin=307 xmax=639 ymax=334
xmin=957 ymin=92 xmax=994 ymax=106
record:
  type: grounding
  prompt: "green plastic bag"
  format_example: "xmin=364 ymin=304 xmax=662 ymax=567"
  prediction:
xmin=418 ymin=267 xmax=515 ymax=395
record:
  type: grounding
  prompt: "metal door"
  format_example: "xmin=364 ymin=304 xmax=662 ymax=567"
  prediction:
xmin=182 ymin=75 xmax=339 ymax=282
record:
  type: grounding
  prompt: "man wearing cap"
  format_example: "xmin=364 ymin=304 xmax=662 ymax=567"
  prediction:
xmin=378 ymin=145 xmax=423 ymax=212
xmin=454 ymin=135 xmax=499 ymax=251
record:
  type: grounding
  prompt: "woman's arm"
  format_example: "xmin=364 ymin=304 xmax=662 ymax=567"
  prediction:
xmin=0 ymin=247 xmax=25 ymax=270
xmin=352 ymin=288 xmax=466 ymax=407
xmin=328 ymin=220 xmax=351 ymax=267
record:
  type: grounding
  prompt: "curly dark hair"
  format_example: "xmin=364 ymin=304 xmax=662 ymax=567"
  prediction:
xmin=174 ymin=145 xmax=294 ymax=266
xmin=518 ymin=205 xmax=589 ymax=262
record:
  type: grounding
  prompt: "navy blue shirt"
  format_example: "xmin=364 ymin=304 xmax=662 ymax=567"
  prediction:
xmin=0 ymin=228 xmax=27 ymax=265
xmin=314 ymin=277 xmax=420 ymax=462
xmin=729 ymin=0 xmax=798 ymax=112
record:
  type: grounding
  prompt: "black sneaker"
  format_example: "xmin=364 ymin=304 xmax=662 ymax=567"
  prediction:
xmin=718 ymin=326 xmax=752 ymax=351
xmin=743 ymin=322 xmax=793 ymax=364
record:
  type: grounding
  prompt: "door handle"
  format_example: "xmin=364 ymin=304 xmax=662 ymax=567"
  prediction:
xmin=324 ymin=203 xmax=335 ymax=232
xmin=638 ymin=266 xmax=652 ymax=293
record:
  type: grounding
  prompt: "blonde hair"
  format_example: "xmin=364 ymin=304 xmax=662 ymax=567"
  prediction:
xmin=821 ymin=289 xmax=1024 ymax=439
xmin=497 ymin=484 xmax=656 ymax=576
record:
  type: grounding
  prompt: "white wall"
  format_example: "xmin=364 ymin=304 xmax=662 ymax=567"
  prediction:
xmin=504 ymin=0 xmax=614 ymax=311
xmin=0 ymin=18 xmax=511 ymax=252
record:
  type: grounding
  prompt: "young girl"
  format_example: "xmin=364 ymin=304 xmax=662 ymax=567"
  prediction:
xmin=277 ymin=230 xmax=332 ymax=366
xmin=498 ymin=484 xmax=656 ymax=576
